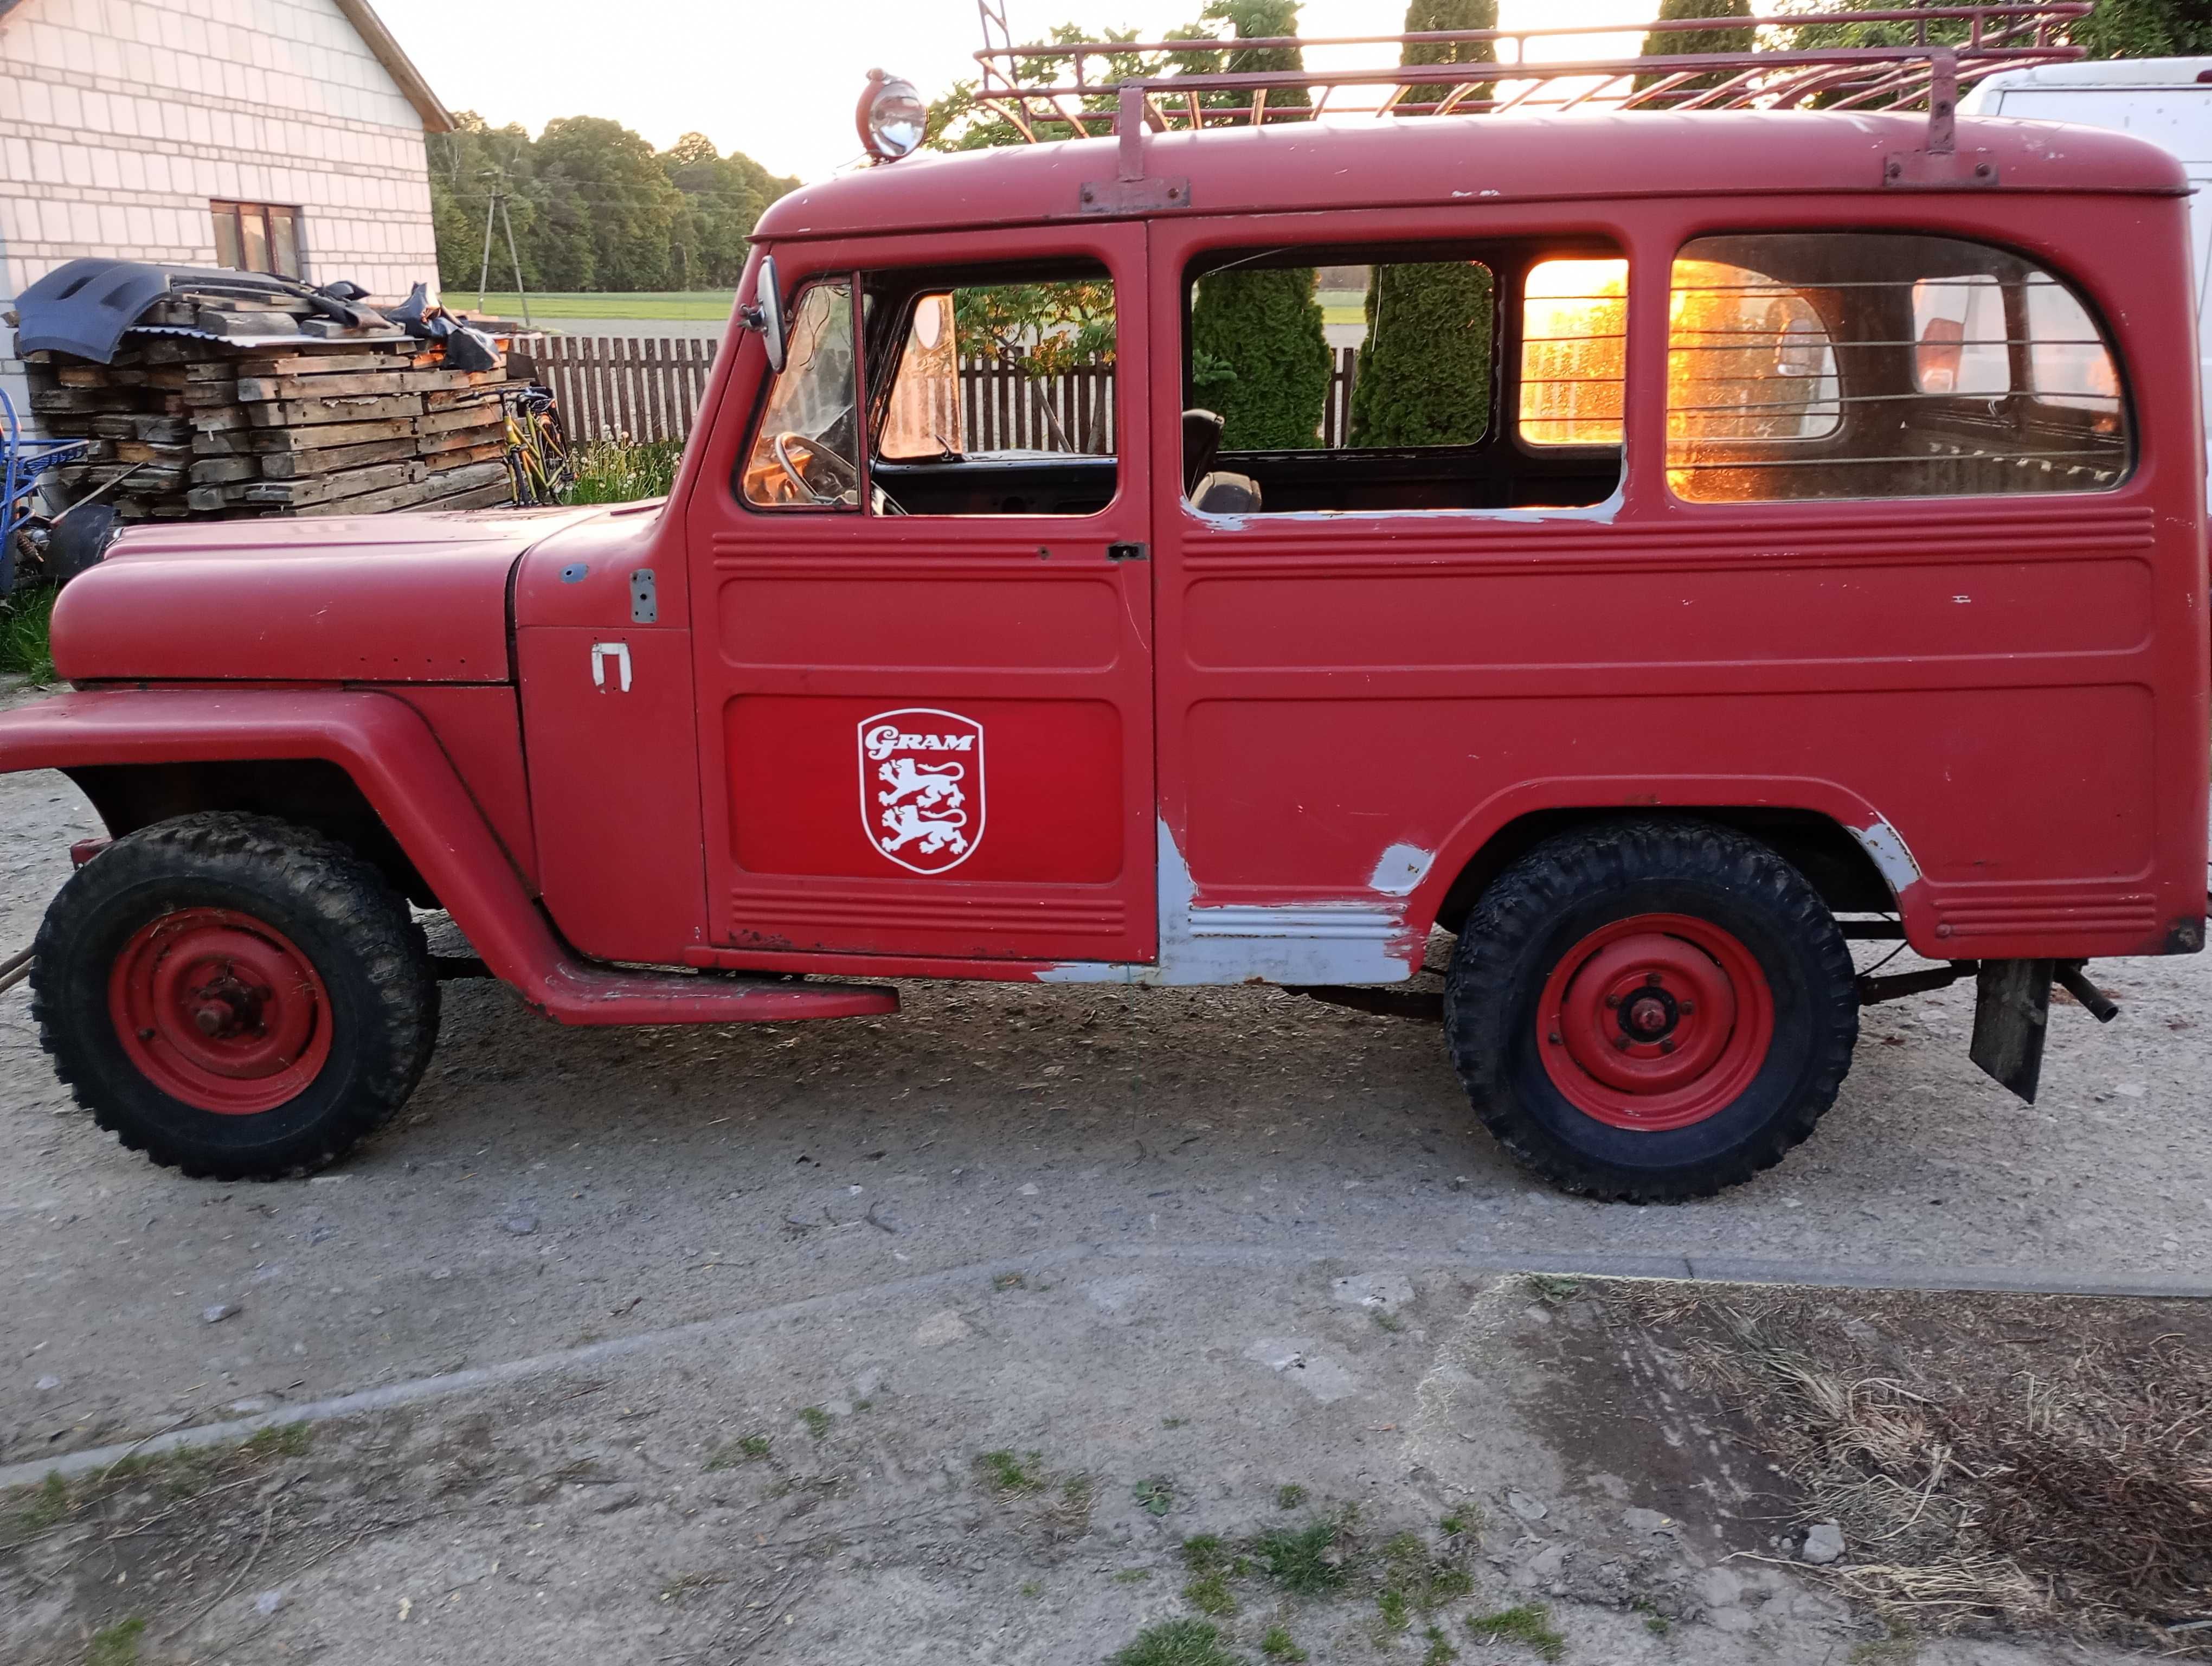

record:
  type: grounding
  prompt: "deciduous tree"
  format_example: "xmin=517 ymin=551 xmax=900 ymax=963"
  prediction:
xmin=426 ymin=115 xmax=796 ymax=296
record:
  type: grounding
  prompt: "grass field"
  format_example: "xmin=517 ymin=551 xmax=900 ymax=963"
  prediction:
xmin=459 ymin=291 xmax=736 ymax=322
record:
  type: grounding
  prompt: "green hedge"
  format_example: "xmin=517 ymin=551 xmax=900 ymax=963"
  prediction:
xmin=1189 ymin=268 xmax=1332 ymax=451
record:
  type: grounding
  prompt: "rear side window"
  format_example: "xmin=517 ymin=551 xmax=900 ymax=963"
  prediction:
xmin=1667 ymin=234 xmax=2129 ymax=503
xmin=1519 ymin=258 xmax=1628 ymax=447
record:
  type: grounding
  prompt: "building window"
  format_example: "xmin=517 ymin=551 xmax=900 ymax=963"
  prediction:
xmin=210 ymin=201 xmax=303 ymax=280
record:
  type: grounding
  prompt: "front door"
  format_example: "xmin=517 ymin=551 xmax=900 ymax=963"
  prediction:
xmin=684 ymin=225 xmax=1156 ymax=967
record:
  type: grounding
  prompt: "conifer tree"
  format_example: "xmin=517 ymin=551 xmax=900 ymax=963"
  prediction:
xmin=1347 ymin=0 xmax=1497 ymax=450
xmin=1184 ymin=0 xmax=1332 ymax=450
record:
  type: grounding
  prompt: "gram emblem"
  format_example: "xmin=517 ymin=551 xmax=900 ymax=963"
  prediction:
xmin=858 ymin=708 xmax=984 ymax=875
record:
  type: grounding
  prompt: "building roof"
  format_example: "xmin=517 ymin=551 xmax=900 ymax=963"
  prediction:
xmin=753 ymin=108 xmax=2188 ymax=245
xmin=333 ymin=0 xmax=454 ymax=134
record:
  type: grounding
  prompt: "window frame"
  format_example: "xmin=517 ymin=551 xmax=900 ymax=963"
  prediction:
xmin=209 ymin=200 xmax=305 ymax=280
xmin=1169 ymin=230 xmax=1633 ymax=519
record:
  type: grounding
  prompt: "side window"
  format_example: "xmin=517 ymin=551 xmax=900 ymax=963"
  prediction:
xmin=1179 ymin=243 xmax=1626 ymax=517
xmin=742 ymin=279 xmax=860 ymax=510
xmin=866 ymin=267 xmax=1118 ymax=516
xmin=2026 ymin=277 xmax=2123 ymax=420
xmin=1912 ymin=274 xmax=2008 ymax=396
xmin=1519 ymin=258 xmax=1628 ymax=447
xmin=1667 ymin=257 xmax=1841 ymax=443
xmin=1667 ymin=233 xmax=2130 ymax=503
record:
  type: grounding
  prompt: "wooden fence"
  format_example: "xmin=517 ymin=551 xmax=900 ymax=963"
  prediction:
xmin=523 ymin=336 xmax=718 ymax=445
xmin=519 ymin=336 xmax=1366 ymax=452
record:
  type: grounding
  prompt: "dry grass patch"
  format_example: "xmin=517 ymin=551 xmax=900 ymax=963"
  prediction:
xmin=1612 ymin=1283 xmax=2212 ymax=1654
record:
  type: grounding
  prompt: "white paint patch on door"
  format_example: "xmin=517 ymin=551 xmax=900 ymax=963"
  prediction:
xmin=1369 ymin=842 xmax=1434 ymax=896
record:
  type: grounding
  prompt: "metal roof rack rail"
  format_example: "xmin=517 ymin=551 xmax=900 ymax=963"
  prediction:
xmin=972 ymin=1 xmax=2088 ymax=195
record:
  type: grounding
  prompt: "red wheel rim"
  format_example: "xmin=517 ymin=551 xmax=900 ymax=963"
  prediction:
xmin=108 ymin=908 xmax=333 ymax=1115
xmin=1536 ymin=913 xmax=1773 ymax=1132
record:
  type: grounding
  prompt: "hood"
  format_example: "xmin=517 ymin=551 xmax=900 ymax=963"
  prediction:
xmin=51 ymin=504 xmax=606 ymax=685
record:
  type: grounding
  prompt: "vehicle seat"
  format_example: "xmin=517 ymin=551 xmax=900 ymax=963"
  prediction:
xmin=1192 ymin=471 xmax=1263 ymax=514
xmin=1182 ymin=408 xmax=1225 ymax=493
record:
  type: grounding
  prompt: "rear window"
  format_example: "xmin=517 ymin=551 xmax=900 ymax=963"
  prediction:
xmin=1667 ymin=233 xmax=2129 ymax=503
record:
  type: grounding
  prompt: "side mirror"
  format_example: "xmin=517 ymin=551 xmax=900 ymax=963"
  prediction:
xmin=741 ymin=254 xmax=786 ymax=374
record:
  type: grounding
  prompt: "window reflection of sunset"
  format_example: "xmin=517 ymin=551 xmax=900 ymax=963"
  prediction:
xmin=1519 ymin=257 xmax=1628 ymax=447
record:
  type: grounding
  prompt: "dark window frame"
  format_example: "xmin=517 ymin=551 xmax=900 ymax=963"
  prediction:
xmin=1174 ymin=234 xmax=1630 ymax=517
xmin=209 ymin=200 xmax=305 ymax=280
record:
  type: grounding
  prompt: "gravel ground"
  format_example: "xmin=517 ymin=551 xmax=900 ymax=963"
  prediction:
xmin=2 ymin=1264 xmax=2172 ymax=1666
xmin=3 ymin=678 xmax=2208 ymax=1663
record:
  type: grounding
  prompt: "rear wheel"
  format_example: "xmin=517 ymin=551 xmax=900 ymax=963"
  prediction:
xmin=1445 ymin=819 xmax=1857 ymax=1202
xmin=31 ymin=813 xmax=438 ymax=1180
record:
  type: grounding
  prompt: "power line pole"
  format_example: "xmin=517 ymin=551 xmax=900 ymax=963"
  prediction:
xmin=500 ymin=195 xmax=531 ymax=328
xmin=475 ymin=166 xmax=503 ymax=313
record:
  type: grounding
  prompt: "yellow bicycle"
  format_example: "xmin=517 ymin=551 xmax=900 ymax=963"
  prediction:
xmin=501 ymin=385 xmax=572 ymax=507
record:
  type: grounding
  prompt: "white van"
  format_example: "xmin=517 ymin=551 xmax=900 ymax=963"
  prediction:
xmin=1963 ymin=58 xmax=2212 ymax=460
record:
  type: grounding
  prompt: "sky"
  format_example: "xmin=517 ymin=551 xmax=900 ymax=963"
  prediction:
xmin=370 ymin=0 xmax=1656 ymax=184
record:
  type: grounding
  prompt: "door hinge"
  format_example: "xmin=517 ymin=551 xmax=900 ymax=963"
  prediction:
xmin=629 ymin=567 xmax=657 ymax=624
xmin=1106 ymin=542 xmax=1148 ymax=562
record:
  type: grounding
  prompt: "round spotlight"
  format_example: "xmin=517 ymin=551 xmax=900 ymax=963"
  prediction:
xmin=857 ymin=69 xmax=926 ymax=163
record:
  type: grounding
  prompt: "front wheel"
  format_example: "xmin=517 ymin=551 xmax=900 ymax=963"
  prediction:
xmin=31 ymin=813 xmax=439 ymax=1180
xmin=1445 ymin=819 xmax=1857 ymax=1202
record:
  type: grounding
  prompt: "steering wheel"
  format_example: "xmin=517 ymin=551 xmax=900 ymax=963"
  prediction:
xmin=770 ymin=432 xmax=858 ymax=504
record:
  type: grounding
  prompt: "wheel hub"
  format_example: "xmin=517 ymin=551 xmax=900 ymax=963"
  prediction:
xmin=1536 ymin=913 xmax=1774 ymax=1131
xmin=110 ymin=908 xmax=332 ymax=1115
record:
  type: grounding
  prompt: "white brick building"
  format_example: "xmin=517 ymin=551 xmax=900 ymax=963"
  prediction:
xmin=0 ymin=0 xmax=451 ymax=426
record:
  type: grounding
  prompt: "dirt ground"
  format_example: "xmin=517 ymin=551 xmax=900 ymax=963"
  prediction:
xmin=4 ymin=678 xmax=2211 ymax=1663
xmin=8 ymin=1267 xmax=2205 ymax=1666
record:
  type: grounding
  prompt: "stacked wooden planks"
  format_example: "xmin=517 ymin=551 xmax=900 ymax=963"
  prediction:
xmin=17 ymin=291 xmax=513 ymax=521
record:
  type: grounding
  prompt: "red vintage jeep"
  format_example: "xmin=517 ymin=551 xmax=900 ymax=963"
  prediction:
xmin=2 ymin=25 xmax=2203 ymax=1203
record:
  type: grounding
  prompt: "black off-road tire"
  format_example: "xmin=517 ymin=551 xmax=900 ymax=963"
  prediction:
xmin=30 ymin=813 xmax=439 ymax=1180
xmin=1445 ymin=819 xmax=1857 ymax=1202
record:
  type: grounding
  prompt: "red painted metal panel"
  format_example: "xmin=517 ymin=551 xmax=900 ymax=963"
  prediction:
xmin=726 ymin=694 xmax=1124 ymax=884
xmin=51 ymin=506 xmax=601 ymax=685
xmin=515 ymin=626 xmax=708 ymax=964
xmin=511 ymin=501 xmax=709 ymax=964
xmin=682 ymin=225 xmax=1158 ymax=967
xmin=754 ymin=113 xmax=2187 ymax=247
xmin=375 ymin=684 xmax=539 ymax=893
xmin=0 ymin=689 xmax=891 ymax=1024
xmin=1145 ymin=191 xmax=2207 ymax=966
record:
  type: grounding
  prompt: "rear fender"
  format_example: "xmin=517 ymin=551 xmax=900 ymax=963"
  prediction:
xmin=1412 ymin=776 xmax=1934 ymax=946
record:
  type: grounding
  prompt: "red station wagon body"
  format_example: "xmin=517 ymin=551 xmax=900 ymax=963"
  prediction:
xmin=1 ymin=104 xmax=2204 ymax=1193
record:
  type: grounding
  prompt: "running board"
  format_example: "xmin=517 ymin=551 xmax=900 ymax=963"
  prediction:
xmin=524 ymin=962 xmax=897 ymax=1027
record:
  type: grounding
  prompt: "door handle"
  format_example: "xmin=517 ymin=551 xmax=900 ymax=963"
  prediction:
xmin=1106 ymin=542 xmax=1148 ymax=562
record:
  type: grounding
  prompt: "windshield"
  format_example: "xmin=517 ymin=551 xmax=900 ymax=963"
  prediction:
xmin=743 ymin=279 xmax=859 ymax=508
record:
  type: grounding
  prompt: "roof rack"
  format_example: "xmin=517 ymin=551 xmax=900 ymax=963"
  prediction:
xmin=970 ymin=4 xmax=2089 ymax=142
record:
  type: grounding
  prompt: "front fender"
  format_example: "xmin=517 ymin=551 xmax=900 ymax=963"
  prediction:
xmin=0 ymin=685 xmax=562 ymax=986
xmin=0 ymin=688 xmax=901 ymax=1026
